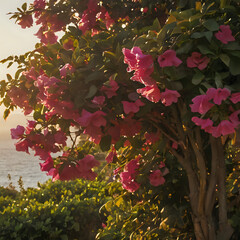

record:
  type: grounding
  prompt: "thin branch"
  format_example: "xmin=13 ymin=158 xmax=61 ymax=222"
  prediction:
xmin=188 ymin=131 xmax=207 ymax=217
xmin=216 ymin=139 xmax=233 ymax=239
xmin=205 ymin=136 xmax=218 ymax=215
xmin=170 ymin=148 xmax=199 ymax=216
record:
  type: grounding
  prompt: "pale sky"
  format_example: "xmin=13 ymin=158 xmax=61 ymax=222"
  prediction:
xmin=0 ymin=0 xmax=39 ymax=136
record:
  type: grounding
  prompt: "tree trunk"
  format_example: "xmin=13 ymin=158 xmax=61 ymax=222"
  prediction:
xmin=170 ymin=105 xmax=233 ymax=240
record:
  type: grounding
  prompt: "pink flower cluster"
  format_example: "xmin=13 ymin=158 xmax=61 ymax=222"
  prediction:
xmin=18 ymin=14 xmax=33 ymax=29
xmin=31 ymin=0 xmax=64 ymax=45
xmin=149 ymin=162 xmax=169 ymax=187
xmin=33 ymin=73 xmax=82 ymax=123
xmin=78 ymin=0 xmax=114 ymax=34
xmin=123 ymin=47 xmax=181 ymax=106
xmin=120 ymin=156 xmax=141 ymax=192
xmin=122 ymin=99 xmax=144 ymax=114
xmin=122 ymin=47 xmax=161 ymax=103
xmin=11 ymin=122 xmax=67 ymax=159
xmin=77 ymin=109 xmax=107 ymax=144
xmin=101 ymin=78 xmax=119 ymax=98
xmin=49 ymin=154 xmax=100 ymax=181
xmin=10 ymin=122 xmax=102 ymax=181
xmin=191 ymin=88 xmax=240 ymax=137
xmin=8 ymin=86 xmax=33 ymax=115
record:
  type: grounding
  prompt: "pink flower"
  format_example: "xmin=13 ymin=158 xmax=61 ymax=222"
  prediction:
xmin=212 ymin=120 xmax=235 ymax=138
xmin=54 ymin=154 xmax=100 ymax=181
xmin=137 ymin=84 xmax=161 ymax=103
xmin=35 ymin=27 xmax=58 ymax=45
xmin=120 ymin=171 xmax=140 ymax=192
xmin=160 ymin=89 xmax=180 ymax=106
xmin=230 ymin=92 xmax=240 ymax=104
xmin=107 ymin=125 xmax=120 ymax=143
xmin=92 ymin=96 xmax=105 ymax=106
xmin=77 ymin=109 xmax=106 ymax=143
xmin=229 ymin=110 xmax=240 ymax=127
xmin=106 ymin=147 xmax=117 ymax=163
xmin=125 ymin=156 xmax=140 ymax=176
xmin=11 ymin=125 xmax=25 ymax=139
xmin=22 ymin=67 xmax=37 ymax=81
xmin=77 ymin=154 xmax=100 ymax=180
xmin=54 ymin=131 xmax=67 ymax=146
xmin=215 ymin=25 xmax=235 ymax=44
xmin=103 ymin=11 xmax=115 ymax=30
xmin=63 ymin=38 xmax=74 ymax=51
xmin=190 ymin=95 xmax=214 ymax=114
xmin=101 ymin=79 xmax=119 ymax=98
xmin=118 ymin=156 xmax=141 ymax=192
xmin=158 ymin=50 xmax=182 ymax=67
xmin=149 ymin=170 xmax=165 ymax=186
xmin=120 ymin=115 xmax=142 ymax=137
xmin=144 ymin=132 xmax=160 ymax=145
xmin=172 ymin=142 xmax=178 ymax=149
xmin=102 ymin=223 xmax=107 ymax=228
xmin=192 ymin=117 xmax=214 ymax=134
xmin=18 ymin=14 xmax=33 ymax=29
xmin=60 ymin=64 xmax=75 ymax=77
xmin=122 ymin=99 xmax=144 ymax=114
xmin=206 ymin=88 xmax=231 ymax=105
xmin=78 ymin=9 xmax=97 ymax=34
xmin=15 ymin=140 xmax=29 ymax=153
xmin=131 ymin=72 xmax=155 ymax=86
xmin=78 ymin=109 xmax=106 ymax=127
xmin=122 ymin=47 xmax=153 ymax=74
xmin=33 ymin=0 xmax=46 ymax=9
xmin=25 ymin=120 xmax=36 ymax=134
xmin=114 ymin=167 xmax=121 ymax=175
xmin=187 ymin=52 xmax=210 ymax=70
xmin=40 ymin=154 xmax=53 ymax=172
xmin=42 ymin=31 xmax=58 ymax=45
xmin=159 ymin=162 xmax=165 ymax=168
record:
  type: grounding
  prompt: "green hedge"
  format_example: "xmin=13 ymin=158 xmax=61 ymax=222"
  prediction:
xmin=0 ymin=179 xmax=110 ymax=240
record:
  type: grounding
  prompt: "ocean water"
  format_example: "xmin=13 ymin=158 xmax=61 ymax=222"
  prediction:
xmin=0 ymin=139 xmax=51 ymax=189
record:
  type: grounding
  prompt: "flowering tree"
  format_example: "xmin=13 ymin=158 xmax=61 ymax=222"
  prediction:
xmin=1 ymin=0 xmax=240 ymax=239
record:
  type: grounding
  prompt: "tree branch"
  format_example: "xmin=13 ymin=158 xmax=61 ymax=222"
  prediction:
xmin=216 ymin=139 xmax=233 ymax=239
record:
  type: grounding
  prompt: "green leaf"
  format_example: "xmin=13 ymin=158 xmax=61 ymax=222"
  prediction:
xmin=60 ymin=235 xmax=68 ymax=240
xmin=203 ymin=19 xmax=219 ymax=31
xmin=230 ymin=57 xmax=240 ymax=76
xmin=3 ymin=109 xmax=10 ymax=120
xmin=219 ymin=54 xmax=230 ymax=66
xmin=152 ymin=18 xmax=161 ymax=32
xmin=6 ymin=74 xmax=12 ymax=81
xmin=22 ymin=3 xmax=27 ymax=11
xmin=115 ymin=137 xmax=126 ymax=150
xmin=100 ymin=135 xmax=112 ymax=152
xmin=7 ymin=62 xmax=13 ymax=68
xmin=192 ymin=71 xmax=204 ymax=85
xmin=197 ymin=45 xmax=214 ymax=55
xmin=223 ymin=42 xmax=240 ymax=51
xmin=85 ymin=85 xmax=97 ymax=99
xmin=228 ymin=51 xmax=240 ymax=58
xmin=176 ymin=41 xmax=193 ymax=55
xmin=191 ymin=31 xmax=213 ymax=42
xmin=157 ymin=22 xmax=176 ymax=45
xmin=85 ymin=72 xmax=104 ymax=84
xmin=204 ymin=31 xmax=213 ymax=42
xmin=215 ymin=72 xmax=223 ymax=88
xmin=104 ymin=200 xmax=112 ymax=212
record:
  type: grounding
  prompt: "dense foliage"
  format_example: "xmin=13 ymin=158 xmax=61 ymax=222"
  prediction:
xmin=0 ymin=0 xmax=240 ymax=239
xmin=0 ymin=179 xmax=109 ymax=240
